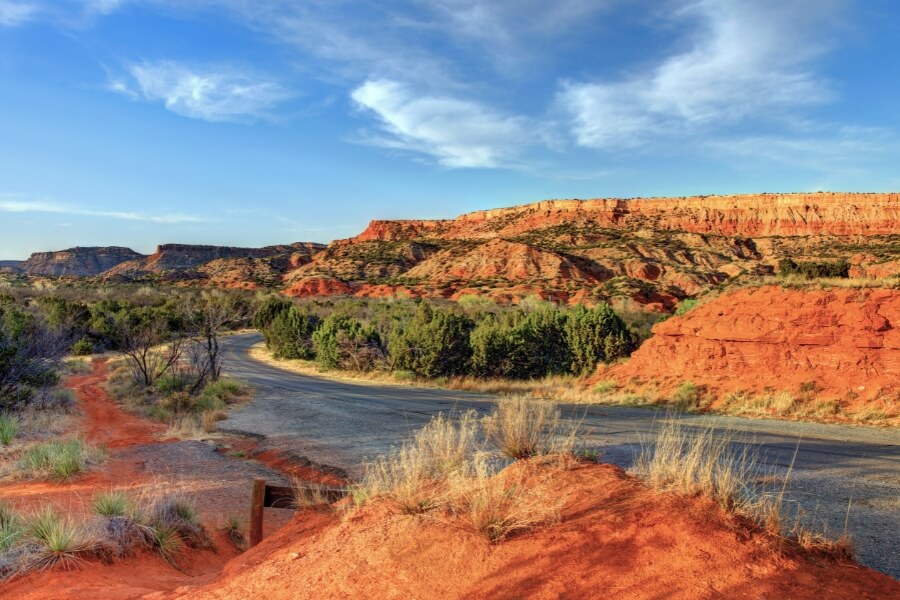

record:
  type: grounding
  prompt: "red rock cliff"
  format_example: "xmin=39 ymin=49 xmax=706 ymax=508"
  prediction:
xmin=603 ymin=286 xmax=900 ymax=407
xmin=353 ymin=193 xmax=900 ymax=241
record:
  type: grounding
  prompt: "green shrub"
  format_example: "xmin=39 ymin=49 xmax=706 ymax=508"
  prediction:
xmin=313 ymin=313 xmax=383 ymax=371
xmin=27 ymin=506 xmax=93 ymax=568
xmin=0 ymin=413 xmax=19 ymax=445
xmin=19 ymin=438 xmax=104 ymax=480
xmin=565 ymin=304 xmax=635 ymax=376
xmin=778 ymin=258 xmax=850 ymax=279
xmin=389 ymin=304 xmax=473 ymax=378
xmin=674 ymin=299 xmax=698 ymax=316
xmin=263 ymin=306 xmax=319 ymax=359
xmin=593 ymin=380 xmax=618 ymax=394
xmin=672 ymin=381 xmax=703 ymax=410
xmin=253 ymin=296 xmax=293 ymax=330
xmin=154 ymin=374 xmax=192 ymax=396
xmin=470 ymin=307 xmax=571 ymax=379
xmin=70 ymin=338 xmax=95 ymax=356
xmin=0 ymin=503 xmax=23 ymax=552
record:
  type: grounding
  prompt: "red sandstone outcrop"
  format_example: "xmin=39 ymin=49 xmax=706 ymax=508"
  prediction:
xmin=355 ymin=193 xmax=900 ymax=241
xmin=601 ymin=286 xmax=900 ymax=408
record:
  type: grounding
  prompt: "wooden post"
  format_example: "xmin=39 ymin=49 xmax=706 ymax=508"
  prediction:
xmin=249 ymin=478 xmax=266 ymax=547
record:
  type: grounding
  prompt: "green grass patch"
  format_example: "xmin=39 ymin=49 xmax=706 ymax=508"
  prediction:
xmin=0 ymin=414 xmax=19 ymax=445
xmin=19 ymin=438 xmax=105 ymax=480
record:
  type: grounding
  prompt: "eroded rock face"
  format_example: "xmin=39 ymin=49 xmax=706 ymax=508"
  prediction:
xmin=603 ymin=286 xmax=900 ymax=404
xmin=354 ymin=193 xmax=899 ymax=241
xmin=22 ymin=247 xmax=144 ymax=276
xmin=286 ymin=193 xmax=898 ymax=307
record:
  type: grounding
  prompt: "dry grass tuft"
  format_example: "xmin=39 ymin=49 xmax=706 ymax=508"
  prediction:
xmin=292 ymin=481 xmax=337 ymax=510
xmin=360 ymin=406 xmax=574 ymax=542
xmin=636 ymin=416 xmax=856 ymax=561
xmin=483 ymin=396 xmax=578 ymax=459
xmin=363 ymin=411 xmax=479 ymax=514
xmin=447 ymin=454 xmax=561 ymax=543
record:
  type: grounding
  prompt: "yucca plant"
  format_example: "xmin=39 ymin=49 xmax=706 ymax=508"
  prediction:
xmin=92 ymin=491 xmax=130 ymax=518
xmin=27 ymin=506 xmax=93 ymax=569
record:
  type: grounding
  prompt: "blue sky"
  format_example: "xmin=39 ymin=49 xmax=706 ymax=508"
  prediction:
xmin=1 ymin=0 xmax=898 ymax=258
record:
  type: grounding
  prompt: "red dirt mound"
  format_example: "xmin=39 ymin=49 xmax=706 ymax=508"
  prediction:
xmin=600 ymin=286 xmax=899 ymax=414
xmin=174 ymin=463 xmax=899 ymax=599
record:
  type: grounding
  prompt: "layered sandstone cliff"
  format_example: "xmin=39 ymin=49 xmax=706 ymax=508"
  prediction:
xmin=355 ymin=193 xmax=900 ymax=241
xmin=286 ymin=192 xmax=898 ymax=308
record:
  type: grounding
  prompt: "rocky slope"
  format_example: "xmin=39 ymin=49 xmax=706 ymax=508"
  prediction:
xmin=285 ymin=192 xmax=900 ymax=308
xmin=600 ymin=285 xmax=900 ymax=420
xmin=21 ymin=247 xmax=144 ymax=276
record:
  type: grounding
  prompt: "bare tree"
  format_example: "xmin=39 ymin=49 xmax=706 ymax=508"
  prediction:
xmin=183 ymin=292 xmax=249 ymax=392
xmin=116 ymin=313 xmax=185 ymax=387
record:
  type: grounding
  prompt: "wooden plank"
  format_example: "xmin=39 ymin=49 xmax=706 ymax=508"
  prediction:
xmin=249 ymin=478 xmax=266 ymax=547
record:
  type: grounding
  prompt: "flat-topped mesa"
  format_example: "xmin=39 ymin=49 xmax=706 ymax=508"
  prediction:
xmin=353 ymin=193 xmax=900 ymax=241
xmin=22 ymin=246 xmax=144 ymax=276
xmin=144 ymin=244 xmax=282 ymax=271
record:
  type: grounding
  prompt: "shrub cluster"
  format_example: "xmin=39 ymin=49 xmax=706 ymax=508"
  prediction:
xmin=778 ymin=258 xmax=850 ymax=279
xmin=257 ymin=298 xmax=636 ymax=380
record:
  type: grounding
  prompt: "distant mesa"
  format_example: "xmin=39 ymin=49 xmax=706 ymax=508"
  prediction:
xmin=21 ymin=247 xmax=144 ymax=277
xmin=0 ymin=260 xmax=24 ymax=274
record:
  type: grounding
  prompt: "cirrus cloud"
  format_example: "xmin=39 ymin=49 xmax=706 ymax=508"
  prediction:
xmin=351 ymin=79 xmax=537 ymax=168
xmin=109 ymin=61 xmax=292 ymax=123
xmin=559 ymin=0 xmax=844 ymax=149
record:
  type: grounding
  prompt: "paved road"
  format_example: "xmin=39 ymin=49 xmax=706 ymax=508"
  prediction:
xmin=219 ymin=333 xmax=899 ymax=578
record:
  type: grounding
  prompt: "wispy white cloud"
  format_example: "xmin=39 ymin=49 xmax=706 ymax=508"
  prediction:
xmin=83 ymin=0 xmax=125 ymax=15
xmin=0 ymin=0 xmax=39 ymax=26
xmin=351 ymin=79 xmax=536 ymax=168
xmin=406 ymin=0 xmax=613 ymax=71
xmin=559 ymin=0 xmax=844 ymax=148
xmin=109 ymin=61 xmax=291 ymax=123
xmin=704 ymin=126 xmax=896 ymax=173
xmin=0 ymin=199 xmax=209 ymax=223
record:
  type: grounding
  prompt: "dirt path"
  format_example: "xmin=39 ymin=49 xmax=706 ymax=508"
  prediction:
xmin=72 ymin=359 xmax=166 ymax=448
xmin=0 ymin=360 xmax=296 ymax=599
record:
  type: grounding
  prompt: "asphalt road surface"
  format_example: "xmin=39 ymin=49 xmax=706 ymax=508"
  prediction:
xmin=219 ymin=332 xmax=899 ymax=578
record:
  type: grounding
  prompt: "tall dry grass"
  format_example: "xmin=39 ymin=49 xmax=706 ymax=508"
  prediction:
xmin=483 ymin=396 xmax=579 ymax=459
xmin=358 ymin=399 xmax=577 ymax=540
xmin=635 ymin=416 xmax=855 ymax=559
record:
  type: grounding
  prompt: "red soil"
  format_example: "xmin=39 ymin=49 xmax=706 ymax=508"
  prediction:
xmin=177 ymin=463 xmax=900 ymax=600
xmin=75 ymin=359 xmax=167 ymax=448
xmin=0 ymin=361 xmax=250 ymax=598
xmin=251 ymin=450 xmax=346 ymax=488
xmin=600 ymin=286 xmax=900 ymax=418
